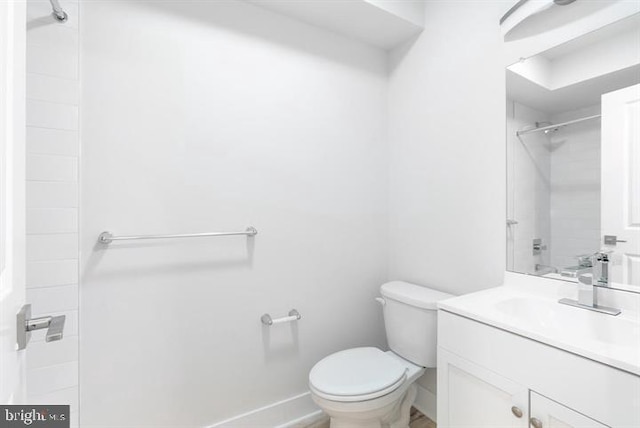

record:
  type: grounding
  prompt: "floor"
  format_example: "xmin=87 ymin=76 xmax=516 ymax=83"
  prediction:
xmin=409 ymin=408 xmax=437 ymax=428
xmin=303 ymin=407 xmax=436 ymax=428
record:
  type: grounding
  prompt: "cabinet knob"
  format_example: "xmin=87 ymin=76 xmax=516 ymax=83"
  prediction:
xmin=530 ymin=417 xmax=543 ymax=428
xmin=511 ymin=406 xmax=523 ymax=418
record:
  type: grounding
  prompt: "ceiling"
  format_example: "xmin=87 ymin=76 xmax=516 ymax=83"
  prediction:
xmin=507 ymin=64 xmax=640 ymax=114
xmin=506 ymin=13 xmax=640 ymax=114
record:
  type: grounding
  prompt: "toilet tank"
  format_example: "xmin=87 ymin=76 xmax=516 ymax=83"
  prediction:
xmin=380 ymin=281 xmax=453 ymax=368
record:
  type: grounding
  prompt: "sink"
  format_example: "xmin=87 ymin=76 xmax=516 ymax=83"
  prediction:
xmin=494 ymin=297 xmax=640 ymax=347
xmin=438 ymin=280 xmax=640 ymax=375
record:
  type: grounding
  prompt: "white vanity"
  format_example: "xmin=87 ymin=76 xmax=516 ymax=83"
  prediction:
xmin=437 ymin=273 xmax=640 ymax=428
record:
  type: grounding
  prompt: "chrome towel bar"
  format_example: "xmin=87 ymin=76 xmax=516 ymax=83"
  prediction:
xmin=261 ymin=309 xmax=301 ymax=326
xmin=98 ymin=226 xmax=258 ymax=244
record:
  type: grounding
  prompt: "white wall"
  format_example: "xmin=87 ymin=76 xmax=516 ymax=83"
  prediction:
xmin=386 ymin=3 xmax=506 ymax=412
xmin=549 ymin=105 xmax=601 ymax=270
xmin=507 ymin=101 xmax=552 ymax=274
xmin=25 ymin=1 xmax=79 ymax=426
xmin=79 ymin=1 xmax=388 ymax=426
xmin=387 ymin=2 xmax=506 ymax=296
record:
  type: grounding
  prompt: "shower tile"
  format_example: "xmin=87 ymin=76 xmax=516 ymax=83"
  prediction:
xmin=27 ymin=284 xmax=78 ymax=314
xmin=27 ymin=233 xmax=78 ymax=262
xmin=26 ymin=0 xmax=81 ymax=412
xmin=27 ymin=181 xmax=78 ymax=208
xmin=27 ymin=99 xmax=78 ymax=130
xmin=27 ymin=154 xmax=78 ymax=182
xmin=27 ymin=20 xmax=78 ymax=50
xmin=26 ymin=234 xmax=78 ymax=261
xmin=28 ymin=386 xmax=78 ymax=409
xmin=27 ymin=208 xmax=78 ymax=234
xmin=27 ymin=43 xmax=78 ymax=80
xmin=26 ymin=260 xmax=78 ymax=288
xmin=27 ymin=73 xmax=80 ymax=105
xmin=27 ymin=335 xmax=79 ymax=369
xmin=27 ymin=127 xmax=78 ymax=156
xmin=27 ymin=361 xmax=78 ymax=397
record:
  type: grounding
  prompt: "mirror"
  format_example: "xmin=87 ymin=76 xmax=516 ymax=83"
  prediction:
xmin=506 ymin=13 xmax=640 ymax=293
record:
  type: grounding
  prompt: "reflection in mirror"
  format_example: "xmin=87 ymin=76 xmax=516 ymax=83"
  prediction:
xmin=506 ymin=14 xmax=640 ymax=293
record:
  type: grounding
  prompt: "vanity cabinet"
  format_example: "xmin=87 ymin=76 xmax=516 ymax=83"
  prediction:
xmin=437 ymin=310 xmax=640 ymax=428
xmin=530 ymin=392 xmax=608 ymax=428
xmin=441 ymin=352 xmax=608 ymax=428
xmin=443 ymin=349 xmax=528 ymax=428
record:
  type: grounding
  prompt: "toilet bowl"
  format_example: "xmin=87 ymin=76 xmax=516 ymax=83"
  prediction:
xmin=308 ymin=282 xmax=453 ymax=428
xmin=310 ymin=347 xmax=424 ymax=428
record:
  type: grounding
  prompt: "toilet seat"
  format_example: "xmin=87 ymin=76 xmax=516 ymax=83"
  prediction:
xmin=309 ymin=347 xmax=407 ymax=402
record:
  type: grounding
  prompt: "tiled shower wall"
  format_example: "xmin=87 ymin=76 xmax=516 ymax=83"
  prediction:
xmin=25 ymin=1 xmax=79 ymax=426
xmin=549 ymin=105 xmax=601 ymax=270
xmin=507 ymin=100 xmax=601 ymax=274
xmin=506 ymin=100 xmax=552 ymax=274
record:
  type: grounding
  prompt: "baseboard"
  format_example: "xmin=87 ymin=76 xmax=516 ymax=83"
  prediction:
xmin=413 ymin=384 xmax=437 ymax=423
xmin=208 ymin=391 xmax=321 ymax=428
xmin=276 ymin=410 xmax=326 ymax=428
xmin=208 ymin=385 xmax=435 ymax=427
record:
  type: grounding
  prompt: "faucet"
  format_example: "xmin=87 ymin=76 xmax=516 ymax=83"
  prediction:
xmin=26 ymin=315 xmax=66 ymax=342
xmin=576 ymin=254 xmax=593 ymax=268
xmin=16 ymin=304 xmax=66 ymax=350
xmin=592 ymin=251 xmax=611 ymax=286
xmin=558 ymin=251 xmax=620 ymax=316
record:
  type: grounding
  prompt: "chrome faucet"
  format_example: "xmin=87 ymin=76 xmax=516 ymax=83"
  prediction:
xmin=26 ymin=315 xmax=66 ymax=342
xmin=592 ymin=251 xmax=611 ymax=286
xmin=558 ymin=251 xmax=620 ymax=316
xmin=576 ymin=254 xmax=593 ymax=268
xmin=16 ymin=304 xmax=66 ymax=350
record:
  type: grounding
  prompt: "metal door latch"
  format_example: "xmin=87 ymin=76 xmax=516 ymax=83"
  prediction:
xmin=604 ymin=235 xmax=626 ymax=246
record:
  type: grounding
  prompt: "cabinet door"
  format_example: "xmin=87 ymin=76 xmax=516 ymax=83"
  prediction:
xmin=530 ymin=392 xmax=610 ymax=428
xmin=438 ymin=348 xmax=528 ymax=428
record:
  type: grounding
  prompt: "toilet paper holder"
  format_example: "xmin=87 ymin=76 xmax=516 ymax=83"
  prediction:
xmin=261 ymin=309 xmax=301 ymax=326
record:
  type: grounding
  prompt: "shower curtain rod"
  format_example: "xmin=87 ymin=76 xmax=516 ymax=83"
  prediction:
xmin=49 ymin=0 xmax=68 ymax=22
xmin=516 ymin=114 xmax=601 ymax=136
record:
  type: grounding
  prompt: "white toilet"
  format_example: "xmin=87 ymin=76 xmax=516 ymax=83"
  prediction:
xmin=308 ymin=281 xmax=453 ymax=428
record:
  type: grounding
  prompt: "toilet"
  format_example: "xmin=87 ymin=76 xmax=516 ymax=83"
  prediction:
xmin=308 ymin=281 xmax=453 ymax=428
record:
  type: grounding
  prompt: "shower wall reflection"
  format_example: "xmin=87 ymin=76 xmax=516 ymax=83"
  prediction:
xmin=506 ymin=102 xmax=601 ymax=276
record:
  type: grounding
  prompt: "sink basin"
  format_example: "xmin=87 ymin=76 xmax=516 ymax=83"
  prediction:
xmin=495 ymin=297 xmax=640 ymax=347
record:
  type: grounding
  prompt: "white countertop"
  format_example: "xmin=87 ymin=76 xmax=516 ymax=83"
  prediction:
xmin=438 ymin=272 xmax=640 ymax=376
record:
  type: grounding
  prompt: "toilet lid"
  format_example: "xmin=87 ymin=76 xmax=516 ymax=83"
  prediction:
xmin=309 ymin=348 xmax=407 ymax=400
